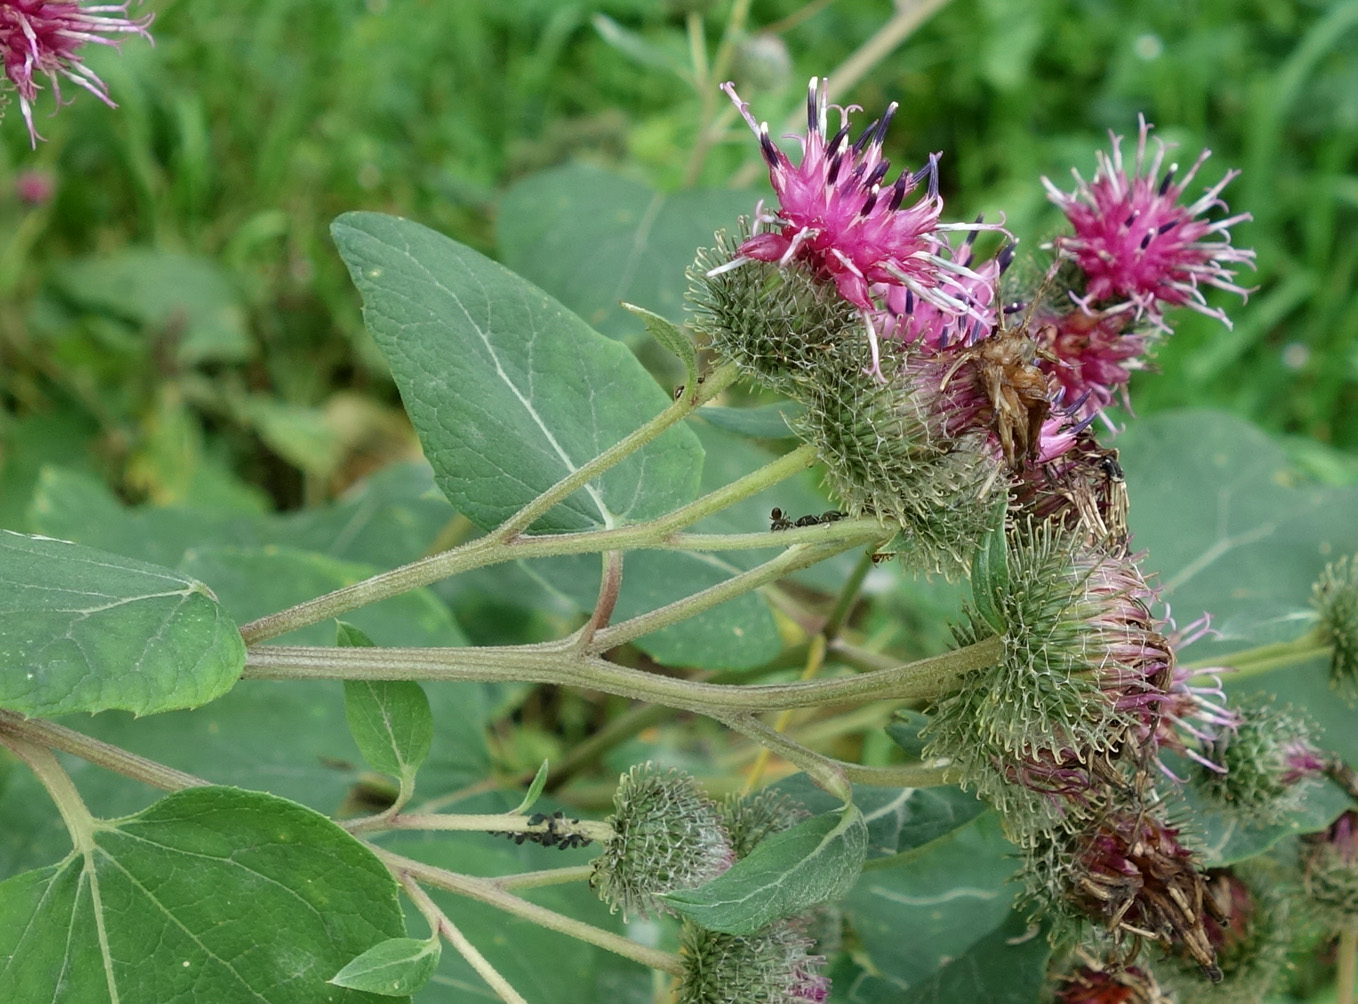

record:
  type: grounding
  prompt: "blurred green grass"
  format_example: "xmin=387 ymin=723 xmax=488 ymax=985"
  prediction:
xmin=1 ymin=0 xmax=1356 ymax=515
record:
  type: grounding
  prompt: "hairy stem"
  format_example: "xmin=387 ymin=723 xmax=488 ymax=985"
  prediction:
xmin=494 ymin=865 xmax=596 ymax=891
xmin=243 ymin=634 xmax=1002 ymax=715
xmin=0 ymin=711 xmax=207 ymax=793
xmin=375 ymin=848 xmax=685 ymax=976
xmin=239 ymin=429 xmax=814 ymax=646
xmin=1339 ymin=926 xmax=1357 ymax=1004
xmin=0 ymin=732 xmax=96 ymax=854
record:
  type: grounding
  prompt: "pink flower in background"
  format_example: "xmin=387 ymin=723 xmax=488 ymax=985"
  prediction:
xmin=0 ymin=1 xmax=152 ymax=146
xmin=721 ymin=76 xmax=1000 ymax=377
xmin=14 ymin=166 xmax=53 ymax=202
xmin=1044 ymin=115 xmax=1255 ymax=331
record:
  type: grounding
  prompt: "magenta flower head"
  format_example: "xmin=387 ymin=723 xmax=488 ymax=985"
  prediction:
xmin=1043 ymin=115 xmax=1255 ymax=331
xmin=0 ymin=1 xmax=152 ymax=146
xmin=721 ymin=76 xmax=1000 ymax=377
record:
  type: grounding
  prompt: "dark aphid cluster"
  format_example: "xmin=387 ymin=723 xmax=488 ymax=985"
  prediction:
xmin=493 ymin=810 xmax=594 ymax=851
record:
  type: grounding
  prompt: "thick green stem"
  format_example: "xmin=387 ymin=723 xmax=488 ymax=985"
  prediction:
xmin=718 ymin=713 xmax=955 ymax=792
xmin=589 ymin=536 xmax=877 ymax=653
xmin=243 ymin=634 xmax=1002 ymax=715
xmin=239 ymin=430 xmax=814 ymax=646
xmin=1182 ymin=626 xmax=1329 ymax=678
xmin=493 ymin=865 xmax=595 ymax=891
xmin=374 ymin=848 xmax=685 ymax=976
xmin=1339 ymin=926 xmax=1357 ymax=1004
xmin=0 ymin=711 xmax=207 ymax=793
xmin=0 ymin=732 xmax=96 ymax=853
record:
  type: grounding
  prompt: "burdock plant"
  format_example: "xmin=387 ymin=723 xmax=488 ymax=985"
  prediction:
xmin=2 ymin=40 xmax=1354 ymax=1004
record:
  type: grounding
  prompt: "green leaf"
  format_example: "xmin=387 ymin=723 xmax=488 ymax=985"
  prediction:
xmin=622 ymin=302 xmax=697 ymax=390
xmin=1186 ymin=773 xmax=1353 ymax=866
xmin=845 ymin=813 xmax=1019 ymax=987
xmin=969 ymin=495 xmax=1011 ymax=634
xmin=901 ymin=909 xmax=1051 ymax=1004
xmin=663 ymin=806 xmax=868 ymax=933
xmin=1120 ymin=410 xmax=1358 ymax=648
xmin=0 ymin=531 xmax=245 ymax=717
xmin=339 ymin=623 xmax=434 ymax=784
xmin=0 ymin=787 xmax=406 ymax=1003
xmin=771 ymin=776 xmax=988 ymax=857
xmin=331 ymin=211 xmax=703 ymax=533
xmin=496 ymin=164 xmax=756 ymax=340
xmin=330 ymin=937 xmax=441 ymax=997
xmin=49 ymin=249 xmax=253 ymax=365
xmin=512 ymin=760 xmax=551 ymax=815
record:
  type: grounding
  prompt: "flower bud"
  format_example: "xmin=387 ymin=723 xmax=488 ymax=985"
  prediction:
xmin=1198 ymin=695 xmax=1325 ymax=822
xmin=795 ymin=351 xmax=1001 ymax=574
xmin=590 ymin=764 xmax=733 ymax=919
xmin=1053 ymin=955 xmax=1168 ymax=1004
xmin=1302 ymin=809 xmax=1358 ymax=928
xmin=688 ymin=232 xmax=860 ymax=398
xmin=677 ymin=920 xmax=829 ymax=1004
xmin=729 ymin=33 xmax=792 ymax=94
xmin=719 ymin=789 xmax=808 ymax=861
xmin=1313 ymin=554 xmax=1358 ymax=702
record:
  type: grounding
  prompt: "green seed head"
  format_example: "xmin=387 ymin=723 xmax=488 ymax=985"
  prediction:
xmin=677 ymin=920 xmax=829 ymax=1004
xmin=1197 ymin=695 xmax=1324 ymax=823
xmin=1313 ymin=554 xmax=1358 ymax=702
xmin=718 ymin=789 xmax=808 ymax=861
xmin=590 ymin=764 xmax=733 ymax=920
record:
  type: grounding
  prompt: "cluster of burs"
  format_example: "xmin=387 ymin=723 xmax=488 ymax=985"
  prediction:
xmin=686 ymin=233 xmax=1358 ymax=1003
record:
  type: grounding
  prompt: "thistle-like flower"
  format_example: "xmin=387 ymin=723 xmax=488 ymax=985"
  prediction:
xmin=1043 ymin=115 xmax=1255 ymax=332
xmin=677 ymin=920 xmax=829 ymax=1004
xmin=1313 ymin=554 xmax=1358 ymax=702
xmin=590 ymin=764 xmax=733 ymax=920
xmin=721 ymin=76 xmax=998 ymax=377
xmin=1198 ymin=695 xmax=1325 ymax=821
xmin=0 ymin=1 xmax=152 ymax=146
xmin=925 ymin=523 xmax=1175 ymax=832
xmin=1042 ymin=801 xmax=1221 ymax=981
xmin=1034 ymin=308 xmax=1149 ymax=419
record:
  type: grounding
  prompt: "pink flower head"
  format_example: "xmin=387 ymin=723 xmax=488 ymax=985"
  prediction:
xmin=877 ymin=234 xmax=1012 ymax=351
xmin=1142 ymin=614 xmax=1240 ymax=779
xmin=0 ymin=1 xmax=152 ymax=146
xmin=720 ymin=76 xmax=1001 ymax=377
xmin=1043 ymin=115 xmax=1255 ymax=332
xmin=1035 ymin=307 xmax=1148 ymax=420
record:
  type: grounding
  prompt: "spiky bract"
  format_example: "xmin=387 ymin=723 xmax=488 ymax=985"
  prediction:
xmin=1154 ymin=866 xmax=1290 ymax=1004
xmin=1313 ymin=554 xmax=1358 ymax=702
xmin=795 ymin=350 xmax=1001 ymax=574
xmin=923 ymin=523 xmax=1161 ymax=833
xmin=719 ymin=789 xmax=808 ymax=861
xmin=1198 ymin=695 xmax=1323 ymax=823
xmin=688 ymin=229 xmax=859 ymax=398
xmin=590 ymin=764 xmax=732 ymax=919
xmin=1302 ymin=810 xmax=1358 ymax=928
xmin=678 ymin=920 xmax=829 ymax=1004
